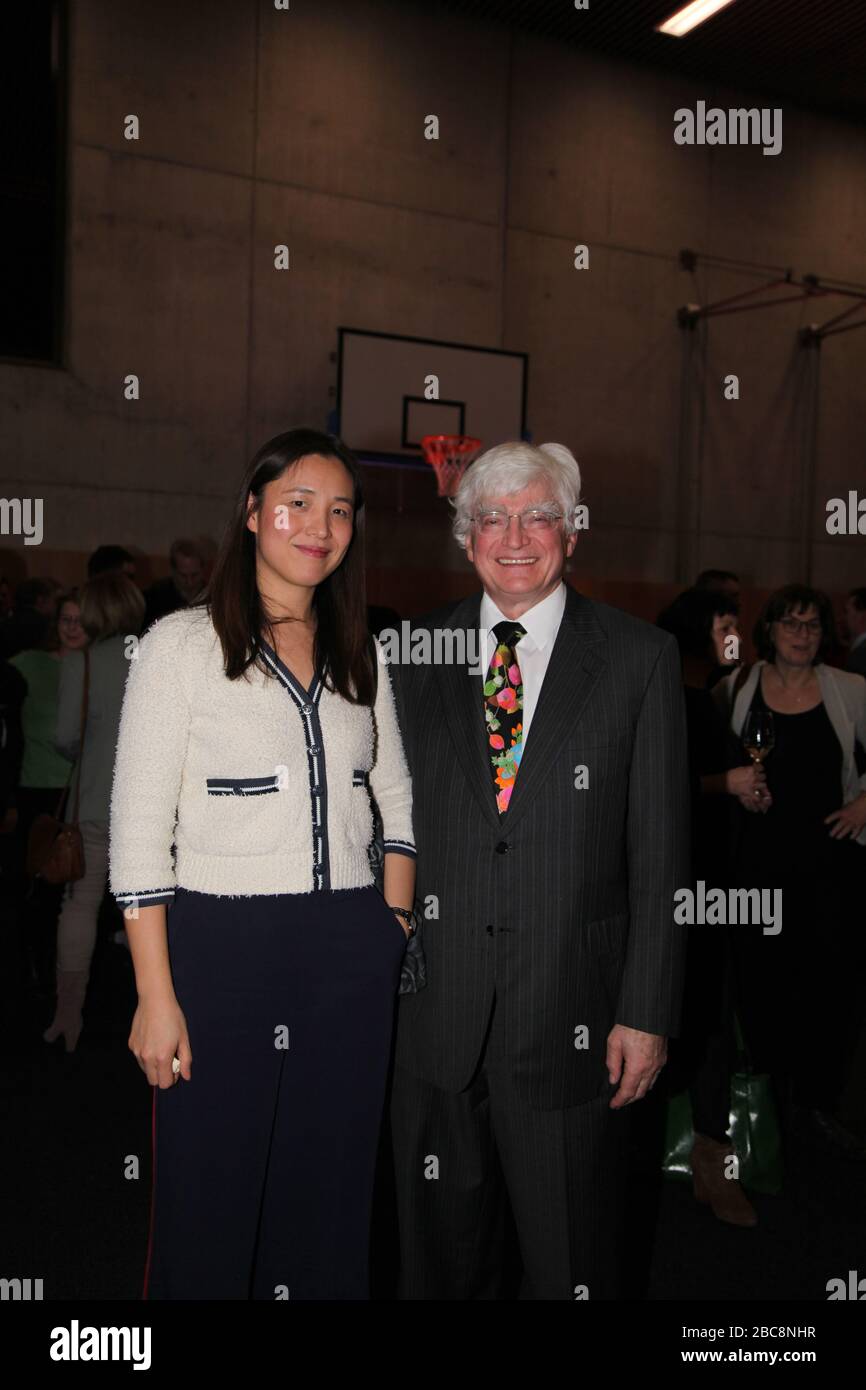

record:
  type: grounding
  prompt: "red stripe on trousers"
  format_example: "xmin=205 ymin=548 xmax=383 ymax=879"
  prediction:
xmin=142 ymin=1086 xmax=157 ymax=1299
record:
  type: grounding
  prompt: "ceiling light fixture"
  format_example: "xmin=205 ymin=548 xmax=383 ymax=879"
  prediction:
xmin=656 ymin=0 xmax=738 ymax=38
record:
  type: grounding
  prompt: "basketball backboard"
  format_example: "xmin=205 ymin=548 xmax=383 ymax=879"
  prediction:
xmin=335 ymin=328 xmax=528 ymax=469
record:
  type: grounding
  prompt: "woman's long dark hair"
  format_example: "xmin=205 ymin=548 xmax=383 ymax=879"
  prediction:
xmin=206 ymin=429 xmax=376 ymax=705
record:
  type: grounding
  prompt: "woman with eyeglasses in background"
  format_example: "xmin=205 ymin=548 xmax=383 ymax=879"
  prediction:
xmin=715 ymin=584 xmax=866 ymax=1162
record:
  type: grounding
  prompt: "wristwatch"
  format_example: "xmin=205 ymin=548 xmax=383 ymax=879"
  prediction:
xmin=390 ymin=905 xmax=420 ymax=937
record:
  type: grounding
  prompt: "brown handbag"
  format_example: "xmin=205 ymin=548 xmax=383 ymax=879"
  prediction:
xmin=26 ymin=649 xmax=90 ymax=884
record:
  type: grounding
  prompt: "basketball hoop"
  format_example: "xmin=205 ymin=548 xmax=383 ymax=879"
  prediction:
xmin=421 ymin=434 xmax=482 ymax=498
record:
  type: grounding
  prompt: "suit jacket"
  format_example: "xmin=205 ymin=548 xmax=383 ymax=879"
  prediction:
xmin=391 ymin=584 xmax=690 ymax=1111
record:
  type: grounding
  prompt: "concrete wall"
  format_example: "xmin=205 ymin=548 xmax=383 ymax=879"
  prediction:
xmin=2 ymin=0 xmax=865 ymax=610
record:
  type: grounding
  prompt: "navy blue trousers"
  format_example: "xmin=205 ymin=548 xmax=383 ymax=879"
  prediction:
xmin=143 ymin=885 xmax=406 ymax=1300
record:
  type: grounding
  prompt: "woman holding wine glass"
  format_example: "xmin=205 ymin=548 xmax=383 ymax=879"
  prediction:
xmin=715 ymin=584 xmax=866 ymax=1161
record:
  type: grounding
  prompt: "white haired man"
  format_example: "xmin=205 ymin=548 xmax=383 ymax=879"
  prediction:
xmin=388 ymin=441 xmax=689 ymax=1300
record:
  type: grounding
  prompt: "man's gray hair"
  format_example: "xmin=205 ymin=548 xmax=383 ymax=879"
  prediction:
xmin=451 ymin=441 xmax=582 ymax=550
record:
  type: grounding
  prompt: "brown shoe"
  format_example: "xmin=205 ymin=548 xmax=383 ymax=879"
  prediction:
xmin=691 ymin=1133 xmax=758 ymax=1227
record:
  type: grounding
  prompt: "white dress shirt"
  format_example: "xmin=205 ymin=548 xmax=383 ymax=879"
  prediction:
xmin=480 ymin=583 xmax=567 ymax=748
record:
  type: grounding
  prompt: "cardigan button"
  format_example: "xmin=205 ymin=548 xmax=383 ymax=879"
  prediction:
xmin=301 ymin=703 xmax=314 ymax=715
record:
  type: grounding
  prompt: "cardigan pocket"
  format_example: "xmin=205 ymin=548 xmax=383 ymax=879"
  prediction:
xmin=206 ymin=775 xmax=281 ymax=796
xmin=193 ymin=772 xmax=298 ymax=859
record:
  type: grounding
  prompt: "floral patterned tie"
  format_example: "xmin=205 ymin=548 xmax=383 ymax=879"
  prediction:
xmin=483 ymin=620 xmax=526 ymax=814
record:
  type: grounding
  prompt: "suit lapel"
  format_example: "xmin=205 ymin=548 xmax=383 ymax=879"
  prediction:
xmin=434 ymin=593 xmax=502 ymax=831
xmin=499 ymin=586 xmax=608 ymax=833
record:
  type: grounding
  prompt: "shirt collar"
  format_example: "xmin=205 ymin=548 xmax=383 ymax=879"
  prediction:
xmin=480 ymin=582 xmax=567 ymax=654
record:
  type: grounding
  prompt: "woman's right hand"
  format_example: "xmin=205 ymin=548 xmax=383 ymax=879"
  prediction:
xmin=727 ymin=763 xmax=771 ymax=812
xmin=129 ymin=994 xmax=192 ymax=1089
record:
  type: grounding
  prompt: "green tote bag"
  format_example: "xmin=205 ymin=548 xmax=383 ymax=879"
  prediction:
xmin=662 ymin=1015 xmax=783 ymax=1196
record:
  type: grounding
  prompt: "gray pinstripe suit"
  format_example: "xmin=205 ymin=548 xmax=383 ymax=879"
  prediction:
xmin=388 ymin=584 xmax=690 ymax=1299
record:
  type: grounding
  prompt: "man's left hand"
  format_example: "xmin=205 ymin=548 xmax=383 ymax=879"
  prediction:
xmin=606 ymin=1024 xmax=667 ymax=1109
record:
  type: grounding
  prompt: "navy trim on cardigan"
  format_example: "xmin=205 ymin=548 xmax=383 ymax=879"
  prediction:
xmin=206 ymin=776 xmax=280 ymax=796
xmin=116 ymin=888 xmax=175 ymax=909
xmin=260 ymin=644 xmax=331 ymax=892
xmin=383 ymin=839 xmax=417 ymax=859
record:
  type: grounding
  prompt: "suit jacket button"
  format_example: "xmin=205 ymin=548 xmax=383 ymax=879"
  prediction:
xmin=486 ymin=924 xmax=494 ymax=935
xmin=495 ymin=841 xmax=509 ymax=854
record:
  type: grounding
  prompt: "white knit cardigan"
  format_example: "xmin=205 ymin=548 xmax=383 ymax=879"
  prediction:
xmin=109 ymin=608 xmax=415 ymax=907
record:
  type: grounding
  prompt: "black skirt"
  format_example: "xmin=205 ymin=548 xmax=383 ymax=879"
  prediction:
xmin=143 ymin=884 xmax=407 ymax=1300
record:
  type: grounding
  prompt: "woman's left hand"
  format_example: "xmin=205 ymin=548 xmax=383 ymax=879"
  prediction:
xmin=394 ymin=912 xmax=412 ymax=939
xmin=825 ymin=793 xmax=866 ymax=840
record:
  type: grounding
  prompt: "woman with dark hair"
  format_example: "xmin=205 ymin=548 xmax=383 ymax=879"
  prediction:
xmin=109 ymin=429 xmax=415 ymax=1300
xmin=715 ymin=584 xmax=866 ymax=1159
xmin=657 ymin=588 xmax=763 ymax=1225
xmin=43 ymin=573 xmax=145 ymax=1050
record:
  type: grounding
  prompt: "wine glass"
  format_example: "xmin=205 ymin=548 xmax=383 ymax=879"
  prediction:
xmin=742 ymin=711 xmax=774 ymax=804
xmin=742 ymin=711 xmax=775 ymax=766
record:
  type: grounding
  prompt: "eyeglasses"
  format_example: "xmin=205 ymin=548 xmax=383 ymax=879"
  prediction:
xmin=778 ymin=617 xmax=822 ymax=636
xmin=474 ymin=507 xmax=564 ymax=534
